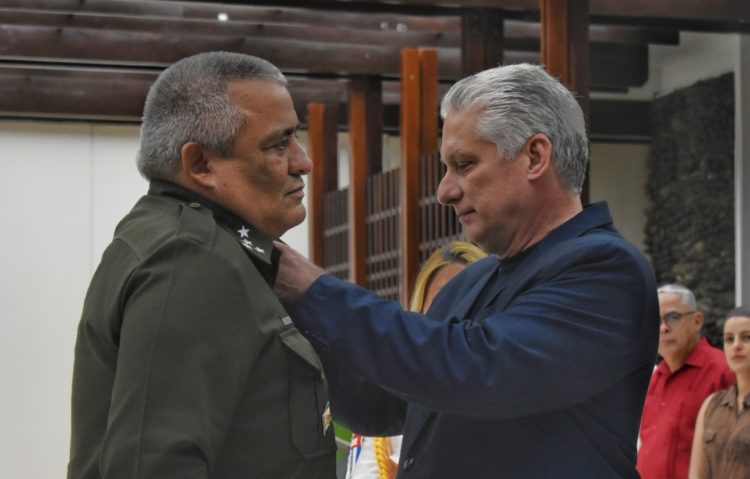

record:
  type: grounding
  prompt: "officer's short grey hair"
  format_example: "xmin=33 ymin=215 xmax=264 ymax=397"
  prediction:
xmin=657 ymin=284 xmax=698 ymax=311
xmin=440 ymin=63 xmax=588 ymax=196
xmin=137 ymin=51 xmax=287 ymax=181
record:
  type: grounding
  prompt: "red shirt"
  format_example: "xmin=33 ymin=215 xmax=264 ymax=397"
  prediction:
xmin=637 ymin=338 xmax=735 ymax=479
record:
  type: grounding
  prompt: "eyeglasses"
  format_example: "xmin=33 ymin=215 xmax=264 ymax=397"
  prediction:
xmin=660 ymin=311 xmax=695 ymax=327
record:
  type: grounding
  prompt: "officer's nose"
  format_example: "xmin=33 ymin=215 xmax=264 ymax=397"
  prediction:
xmin=289 ymin=138 xmax=312 ymax=176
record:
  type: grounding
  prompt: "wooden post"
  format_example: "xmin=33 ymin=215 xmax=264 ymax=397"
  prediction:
xmin=306 ymin=102 xmax=338 ymax=266
xmin=400 ymin=48 xmax=439 ymax=306
xmin=401 ymin=48 xmax=421 ymax=306
xmin=348 ymin=76 xmax=382 ymax=286
xmin=540 ymin=0 xmax=590 ymax=202
xmin=420 ymin=49 xmax=440 ymax=156
xmin=461 ymin=8 xmax=504 ymax=76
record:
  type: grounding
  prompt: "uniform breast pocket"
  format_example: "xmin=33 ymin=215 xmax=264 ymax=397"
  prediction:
xmin=278 ymin=327 xmax=336 ymax=458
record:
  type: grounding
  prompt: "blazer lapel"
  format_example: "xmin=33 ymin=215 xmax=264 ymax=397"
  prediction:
xmin=443 ymin=259 xmax=500 ymax=321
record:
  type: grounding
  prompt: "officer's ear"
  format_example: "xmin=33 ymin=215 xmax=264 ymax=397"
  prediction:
xmin=180 ymin=142 xmax=215 ymax=189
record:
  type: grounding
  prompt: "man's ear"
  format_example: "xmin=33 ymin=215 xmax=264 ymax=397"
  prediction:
xmin=180 ymin=142 xmax=215 ymax=189
xmin=525 ymin=133 xmax=553 ymax=181
xmin=693 ymin=311 xmax=705 ymax=330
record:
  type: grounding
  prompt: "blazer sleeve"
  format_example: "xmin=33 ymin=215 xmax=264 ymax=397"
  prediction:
xmin=99 ymin=238 xmax=261 ymax=478
xmin=292 ymin=235 xmax=657 ymax=420
xmin=316 ymin=348 xmax=408 ymax=436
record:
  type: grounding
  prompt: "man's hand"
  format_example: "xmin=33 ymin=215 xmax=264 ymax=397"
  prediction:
xmin=273 ymin=241 xmax=326 ymax=310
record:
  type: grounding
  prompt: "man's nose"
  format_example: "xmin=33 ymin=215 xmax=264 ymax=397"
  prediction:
xmin=290 ymin=139 xmax=312 ymax=176
xmin=658 ymin=319 xmax=670 ymax=334
xmin=437 ymin=173 xmax=460 ymax=206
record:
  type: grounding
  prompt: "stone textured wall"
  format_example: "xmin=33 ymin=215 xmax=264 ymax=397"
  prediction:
xmin=644 ymin=72 xmax=735 ymax=346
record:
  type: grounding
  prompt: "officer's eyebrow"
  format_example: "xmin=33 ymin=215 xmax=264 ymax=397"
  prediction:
xmin=261 ymin=124 xmax=299 ymax=148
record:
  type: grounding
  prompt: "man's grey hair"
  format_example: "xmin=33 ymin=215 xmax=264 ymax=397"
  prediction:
xmin=440 ymin=63 xmax=588 ymax=195
xmin=137 ymin=51 xmax=287 ymax=181
xmin=657 ymin=284 xmax=698 ymax=310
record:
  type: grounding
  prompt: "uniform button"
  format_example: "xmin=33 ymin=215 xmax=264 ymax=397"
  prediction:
xmin=402 ymin=457 xmax=415 ymax=470
xmin=188 ymin=202 xmax=200 ymax=208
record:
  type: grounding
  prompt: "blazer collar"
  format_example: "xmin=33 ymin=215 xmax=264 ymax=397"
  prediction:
xmin=503 ymin=201 xmax=614 ymax=265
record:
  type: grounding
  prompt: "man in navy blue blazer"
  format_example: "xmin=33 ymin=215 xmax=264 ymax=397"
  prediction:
xmin=274 ymin=64 xmax=660 ymax=478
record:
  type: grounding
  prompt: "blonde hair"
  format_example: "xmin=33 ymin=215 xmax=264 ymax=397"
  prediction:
xmin=409 ymin=241 xmax=487 ymax=313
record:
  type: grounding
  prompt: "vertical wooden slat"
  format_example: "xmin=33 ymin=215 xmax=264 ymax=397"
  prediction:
xmin=395 ymin=170 xmax=402 ymax=301
xmin=401 ymin=48 xmax=421 ymax=306
xmin=540 ymin=0 xmax=590 ymax=203
xmin=349 ymin=76 xmax=379 ymax=286
xmin=419 ymin=49 xmax=440 ymax=156
xmin=306 ymin=103 xmax=338 ymax=266
xmin=461 ymin=8 xmax=504 ymax=77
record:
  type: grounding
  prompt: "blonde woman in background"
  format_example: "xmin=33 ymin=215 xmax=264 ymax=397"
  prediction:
xmin=345 ymin=241 xmax=487 ymax=479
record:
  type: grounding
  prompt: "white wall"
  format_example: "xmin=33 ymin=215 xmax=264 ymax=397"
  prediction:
xmin=0 ymin=120 xmax=309 ymax=477
xmin=589 ymin=142 xmax=650 ymax=252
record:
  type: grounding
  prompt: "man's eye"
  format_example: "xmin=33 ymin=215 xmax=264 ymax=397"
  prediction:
xmin=275 ymin=138 xmax=291 ymax=150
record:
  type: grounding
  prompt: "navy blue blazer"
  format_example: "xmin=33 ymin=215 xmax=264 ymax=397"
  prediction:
xmin=293 ymin=202 xmax=659 ymax=478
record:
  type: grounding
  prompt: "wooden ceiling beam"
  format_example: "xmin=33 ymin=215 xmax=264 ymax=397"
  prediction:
xmin=504 ymin=20 xmax=679 ymax=46
xmin=8 ymin=0 xmax=746 ymax=29
xmin=0 ymin=23 xmax=647 ymax=88
xmin=0 ymin=10 xmax=460 ymax=47
xmin=204 ymin=0 xmax=748 ymax=28
xmin=2 ymin=1 xmax=461 ymax=32
xmin=0 ymin=9 xmax=678 ymax=51
xmin=0 ymin=64 xmax=152 ymax=121
xmin=0 ymin=24 xmax=418 ymax=75
xmin=0 ymin=63 xmax=650 ymax=140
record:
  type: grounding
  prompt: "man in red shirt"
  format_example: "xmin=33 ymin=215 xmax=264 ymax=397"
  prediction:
xmin=637 ymin=284 xmax=735 ymax=479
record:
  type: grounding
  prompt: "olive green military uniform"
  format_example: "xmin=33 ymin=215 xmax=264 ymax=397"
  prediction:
xmin=68 ymin=180 xmax=336 ymax=479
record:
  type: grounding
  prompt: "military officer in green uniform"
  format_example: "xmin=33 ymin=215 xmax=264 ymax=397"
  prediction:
xmin=68 ymin=52 xmax=337 ymax=479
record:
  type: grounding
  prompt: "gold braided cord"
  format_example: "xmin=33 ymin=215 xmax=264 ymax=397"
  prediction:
xmin=373 ymin=437 xmax=398 ymax=479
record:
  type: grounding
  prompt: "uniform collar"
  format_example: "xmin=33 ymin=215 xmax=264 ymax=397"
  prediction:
xmin=148 ymin=179 xmax=277 ymax=266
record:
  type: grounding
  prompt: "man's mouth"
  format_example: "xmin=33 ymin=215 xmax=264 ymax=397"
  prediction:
xmin=287 ymin=185 xmax=305 ymax=198
xmin=457 ymin=209 xmax=476 ymax=222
